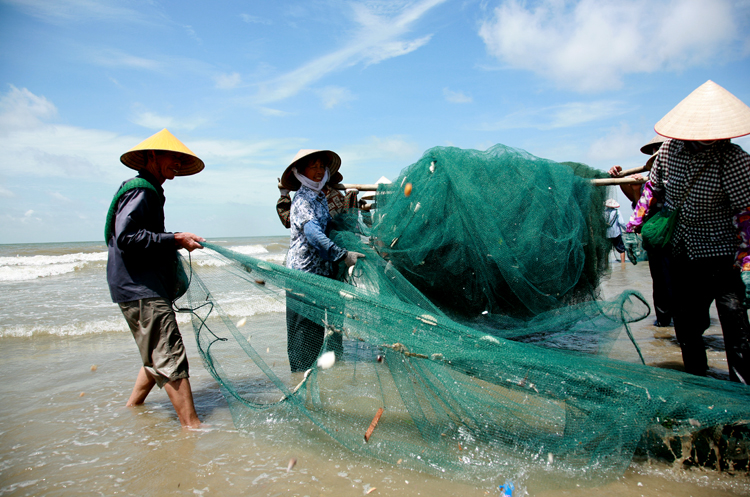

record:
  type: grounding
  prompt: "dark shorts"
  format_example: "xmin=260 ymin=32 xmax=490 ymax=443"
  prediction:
xmin=609 ymin=235 xmax=626 ymax=254
xmin=119 ymin=298 xmax=189 ymax=388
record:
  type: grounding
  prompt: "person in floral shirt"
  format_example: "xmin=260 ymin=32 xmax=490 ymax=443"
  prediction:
xmin=280 ymin=149 xmax=365 ymax=372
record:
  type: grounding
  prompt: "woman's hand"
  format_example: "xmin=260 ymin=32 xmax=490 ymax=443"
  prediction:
xmin=344 ymin=251 xmax=365 ymax=267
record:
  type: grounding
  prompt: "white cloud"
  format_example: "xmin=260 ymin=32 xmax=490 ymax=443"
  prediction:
xmin=215 ymin=72 xmax=242 ymax=90
xmin=479 ymin=100 xmax=629 ymax=130
xmin=478 ymin=0 xmax=744 ymax=92
xmin=443 ymin=87 xmax=472 ymax=104
xmin=252 ymin=0 xmax=448 ymax=104
xmin=88 ymin=49 xmax=161 ymax=71
xmin=4 ymin=0 xmax=150 ymax=24
xmin=0 ymin=86 xmax=143 ymax=181
xmin=316 ymin=86 xmax=356 ymax=109
xmin=183 ymin=24 xmax=202 ymax=44
xmin=0 ymin=86 xmax=312 ymax=241
xmin=339 ymin=135 xmax=421 ymax=166
xmin=50 ymin=192 xmax=72 ymax=203
xmin=258 ymin=107 xmax=292 ymax=117
xmin=0 ymin=85 xmax=57 ymax=130
xmin=241 ymin=14 xmax=272 ymax=25
xmin=130 ymin=110 xmax=208 ymax=131
xmin=587 ymin=123 xmax=650 ymax=163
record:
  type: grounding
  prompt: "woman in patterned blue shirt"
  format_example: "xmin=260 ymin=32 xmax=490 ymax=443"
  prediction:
xmin=280 ymin=149 xmax=365 ymax=372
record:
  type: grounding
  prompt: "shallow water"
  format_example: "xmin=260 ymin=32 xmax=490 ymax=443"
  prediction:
xmin=0 ymin=240 xmax=748 ymax=496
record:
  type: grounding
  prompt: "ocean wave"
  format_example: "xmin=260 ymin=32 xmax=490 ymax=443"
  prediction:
xmin=0 ymin=251 xmax=107 ymax=281
xmin=187 ymin=246 xmax=286 ymax=268
xmin=0 ymin=317 xmax=130 ymax=338
xmin=0 ymin=295 xmax=285 ymax=339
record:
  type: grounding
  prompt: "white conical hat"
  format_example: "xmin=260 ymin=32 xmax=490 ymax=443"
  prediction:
xmin=655 ymin=80 xmax=750 ymax=141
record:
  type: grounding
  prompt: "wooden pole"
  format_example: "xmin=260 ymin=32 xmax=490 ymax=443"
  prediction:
xmin=334 ymin=177 xmax=647 ymax=190
xmin=591 ymin=177 xmax=647 ymax=186
xmin=615 ymin=164 xmax=650 ymax=177
xmin=333 ymin=183 xmax=380 ymax=191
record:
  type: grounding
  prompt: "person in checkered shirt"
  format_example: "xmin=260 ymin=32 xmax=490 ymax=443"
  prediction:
xmin=626 ymin=80 xmax=750 ymax=383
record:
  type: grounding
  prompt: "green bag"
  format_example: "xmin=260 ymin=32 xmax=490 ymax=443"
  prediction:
xmin=641 ymin=208 xmax=678 ymax=248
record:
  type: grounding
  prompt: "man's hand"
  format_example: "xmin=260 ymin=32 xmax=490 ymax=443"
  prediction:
xmin=608 ymin=165 xmax=622 ymax=177
xmin=175 ymin=232 xmax=205 ymax=252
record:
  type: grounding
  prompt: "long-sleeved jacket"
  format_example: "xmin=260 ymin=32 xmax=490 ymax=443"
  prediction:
xmin=276 ymin=186 xmax=357 ymax=229
xmin=286 ymin=186 xmax=347 ymax=276
xmin=106 ymin=171 xmax=178 ymax=303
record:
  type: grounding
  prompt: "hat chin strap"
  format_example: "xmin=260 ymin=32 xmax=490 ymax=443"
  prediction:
xmin=293 ymin=168 xmax=329 ymax=192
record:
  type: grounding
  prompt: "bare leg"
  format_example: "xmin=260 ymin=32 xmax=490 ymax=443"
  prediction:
xmin=164 ymin=378 xmax=201 ymax=428
xmin=126 ymin=367 xmax=156 ymax=406
xmin=620 ymin=252 xmax=626 ymax=264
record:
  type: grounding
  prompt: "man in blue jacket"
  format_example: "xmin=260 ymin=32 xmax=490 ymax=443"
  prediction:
xmin=106 ymin=129 xmax=205 ymax=428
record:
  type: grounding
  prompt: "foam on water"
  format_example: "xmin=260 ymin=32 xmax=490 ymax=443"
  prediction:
xmin=0 ymin=317 xmax=129 ymax=338
xmin=183 ymin=244 xmax=286 ymax=267
xmin=0 ymin=251 xmax=107 ymax=281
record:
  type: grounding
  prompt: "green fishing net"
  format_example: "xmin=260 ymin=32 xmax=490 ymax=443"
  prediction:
xmin=177 ymin=144 xmax=750 ymax=487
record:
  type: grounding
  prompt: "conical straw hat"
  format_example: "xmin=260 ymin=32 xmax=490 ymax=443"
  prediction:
xmin=640 ymin=135 xmax=665 ymax=155
xmin=280 ymin=149 xmax=341 ymax=191
xmin=655 ymin=80 xmax=750 ymax=141
xmin=120 ymin=129 xmax=204 ymax=176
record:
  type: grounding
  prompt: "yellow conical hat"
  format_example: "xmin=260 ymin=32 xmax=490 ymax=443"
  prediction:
xmin=120 ymin=128 xmax=204 ymax=176
xmin=655 ymin=80 xmax=750 ymax=141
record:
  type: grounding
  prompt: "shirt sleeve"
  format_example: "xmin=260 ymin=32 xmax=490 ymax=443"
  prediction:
xmin=114 ymin=189 xmax=175 ymax=254
xmin=734 ymin=207 xmax=750 ymax=270
xmin=303 ymin=219 xmax=347 ymax=262
xmin=626 ymin=181 xmax=656 ymax=233
xmin=723 ymin=146 xmax=750 ymax=269
xmin=344 ymin=190 xmax=358 ymax=209
xmin=276 ymin=193 xmax=291 ymax=229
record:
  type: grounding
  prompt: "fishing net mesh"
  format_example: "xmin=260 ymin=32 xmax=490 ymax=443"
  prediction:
xmin=178 ymin=144 xmax=750 ymax=486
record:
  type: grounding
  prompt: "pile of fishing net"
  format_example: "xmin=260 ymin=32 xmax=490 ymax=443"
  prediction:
xmin=178 ymin=144 xmax=750 ymax=487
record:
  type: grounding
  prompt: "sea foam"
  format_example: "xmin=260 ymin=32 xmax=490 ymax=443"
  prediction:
xmin=0 ymin=252 xmax=107 ymax=282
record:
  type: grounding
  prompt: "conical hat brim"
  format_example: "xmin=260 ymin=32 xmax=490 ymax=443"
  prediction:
xmin=280 ymin=149 xmax=342 ymax=191
xmin=120 ymin=129 xmax=204 ymax=176
xmin=655 ymin=80 xmax=750 ymax=141
xmin=640 ymin=135 xmax=665 ymax=155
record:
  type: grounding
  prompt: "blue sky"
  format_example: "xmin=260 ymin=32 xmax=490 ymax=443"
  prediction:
xmin=1 ymin=0 xmax=749 ymax=243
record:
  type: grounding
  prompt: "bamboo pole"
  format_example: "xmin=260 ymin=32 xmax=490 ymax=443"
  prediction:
xmin=335 ymin=175 xmax=647 ymax=191
xmin=615 ymin=163 xmax=650 ymax=177
xmin=333 ymin=183 xmax=380 ymax=191
xmin=591 ymin=177 xmax=647 ymax=186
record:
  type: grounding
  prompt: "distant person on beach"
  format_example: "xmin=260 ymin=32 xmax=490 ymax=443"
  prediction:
xmin=604 ymin=199 xmax=627 ymax=264
xmin=609 ymin=136 xmax=673 ymax=327
xmin=281 ymin=149 xmax=365 ymax=372
xmin=627 ymin=80 xmax=750 ymax=383
xmin=106 ymin=129 xmax=205 ymax=427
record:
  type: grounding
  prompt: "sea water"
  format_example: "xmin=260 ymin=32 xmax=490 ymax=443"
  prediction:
xmin=0 ymin=237 xmax=748 ymax=496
